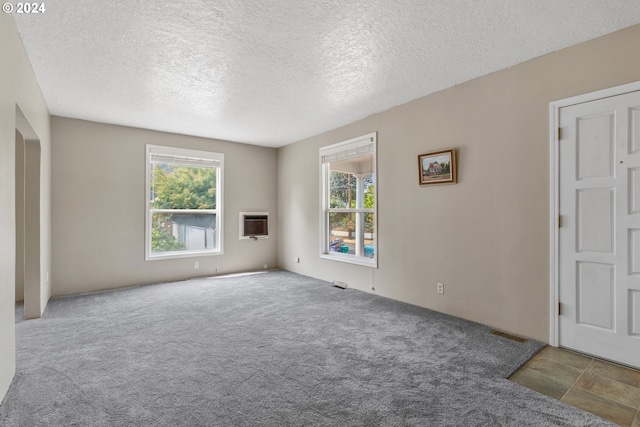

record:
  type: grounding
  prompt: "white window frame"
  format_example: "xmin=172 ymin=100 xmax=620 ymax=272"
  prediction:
xmin=145 ymin=144 xmax=224 ymax=260
xmin=319 ymin=132 xmax=377 ymax=268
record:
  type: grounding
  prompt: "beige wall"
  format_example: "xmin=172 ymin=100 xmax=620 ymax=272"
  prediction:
xmin=23 ymin=137 xmax=42 ymax=318
xmin=51 ymin=117 xmax=278 ymax=296
xmin=277 ymin=24 xmax=640 ymax=343
xmin=0 ymin=14 xmax=51 ymax=403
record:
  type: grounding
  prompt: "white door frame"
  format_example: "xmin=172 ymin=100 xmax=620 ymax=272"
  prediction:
xmin=549 ymin=80 xmax=640 ymax=346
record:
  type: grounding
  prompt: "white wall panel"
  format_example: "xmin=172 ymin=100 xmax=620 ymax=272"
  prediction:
xmin=576 ymin=262 xmax=614 ymax=329
xmin=631 ymin=290 xmax=640 ymax=336
xmin=577 ymin=188 xmax=614 ymax=253
xmin=630 ymin=107 xmax=640 ymax=154
xmin=629 ymin=168 xmax=640 ymax=214
xmin=577 ymin=113 xmax=614 ymax=180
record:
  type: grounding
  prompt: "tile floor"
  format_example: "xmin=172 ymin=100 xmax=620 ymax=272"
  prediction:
xmin=510 ymin=346 xmax=640 ymax=426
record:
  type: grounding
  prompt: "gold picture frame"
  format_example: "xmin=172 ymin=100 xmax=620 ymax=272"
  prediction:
xmin=418 ymin=148 xmax=457 ymax=185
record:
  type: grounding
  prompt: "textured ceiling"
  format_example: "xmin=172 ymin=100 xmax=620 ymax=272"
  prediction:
xmin=13 ymin=1 xmax=640 ymax=147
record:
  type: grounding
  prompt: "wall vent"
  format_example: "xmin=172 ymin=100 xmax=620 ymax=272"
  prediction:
xmin=490 ymin=329 xmax=528 ymax=343
xmin=239 ymin=212 xmax=269 ymax=240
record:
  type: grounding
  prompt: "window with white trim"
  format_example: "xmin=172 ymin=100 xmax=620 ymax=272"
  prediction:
xmin=146 ymin=145 xmax=223 ymax=260
xmin=320 ymin=133 xmax=377 ymax=267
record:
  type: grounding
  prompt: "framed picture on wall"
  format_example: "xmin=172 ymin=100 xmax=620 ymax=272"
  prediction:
xmin=418 ymin=148 xmax=457 ymax=185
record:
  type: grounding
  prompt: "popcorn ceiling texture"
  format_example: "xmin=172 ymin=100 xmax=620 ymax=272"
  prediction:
xmin=13 ymin=0 xmax=640 ymax=146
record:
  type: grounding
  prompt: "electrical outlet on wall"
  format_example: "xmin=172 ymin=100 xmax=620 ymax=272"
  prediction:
xmin=194 ymin=262 xmax=199 ymax=269
xmin=437 ymin=283 xmax=444 ymax=294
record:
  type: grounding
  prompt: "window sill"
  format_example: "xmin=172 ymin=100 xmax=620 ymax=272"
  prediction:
xmin=320 ymin=253 xmax=377 ymax=268
xmin=146 ymin=249 xmax=223 ymax=261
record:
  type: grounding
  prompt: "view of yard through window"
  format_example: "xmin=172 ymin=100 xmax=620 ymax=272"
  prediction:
xmin=320 ymin=134 xmax=377 ymax=266
xmin=321 ymin=133 xmax=377 ymax=266
xmin=147 ymin=146 xmax=222 ymax=258
xmin=328 ymin=168 xmax=375 ymax=257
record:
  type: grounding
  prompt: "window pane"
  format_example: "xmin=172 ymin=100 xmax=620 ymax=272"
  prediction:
xmin=364 ymin=173 xmax=375 ymax=209
xmin=364 ymin=213 xmax=375 ymax=258
xmin=329 ymin=212 xmax=356 ymax=254
xmin=328 ymin=212 xmax=376 ymax=258
xmin=151 ymin=212 xmax=216 ymax=253
xmin=329 ymin=171 xmax=355 ymax=208
xmin=329 ymin=154 xmax=374 ymax=209
xmin=151 ymin=164 xmax=217 ymax=210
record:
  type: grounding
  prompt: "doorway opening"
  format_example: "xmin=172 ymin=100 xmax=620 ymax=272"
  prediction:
xmin=15 ymin=106 xmax=41 ymax=320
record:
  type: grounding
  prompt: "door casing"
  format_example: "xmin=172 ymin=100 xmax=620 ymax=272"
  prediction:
xmin=549 ymin=80 xmax=640 ymax=347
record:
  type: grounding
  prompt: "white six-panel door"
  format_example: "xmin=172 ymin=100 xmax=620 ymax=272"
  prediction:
xmin=559 ymin=90 xmax=640 ymax=368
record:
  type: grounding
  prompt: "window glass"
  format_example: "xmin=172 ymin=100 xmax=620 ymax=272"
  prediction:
xmin=146 ymin=146 xmax=223 ymax=259
xmin=151 ymin=164 xmax=217 ymax=210
xmin=320 ymin=134 xmax=377 ymax=267
xmin=151 ymin=212 xmax=217 ymax=253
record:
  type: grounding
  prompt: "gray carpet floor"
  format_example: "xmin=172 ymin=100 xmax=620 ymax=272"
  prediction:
xmin=1 ymin=270 xmax=613 ymax=426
